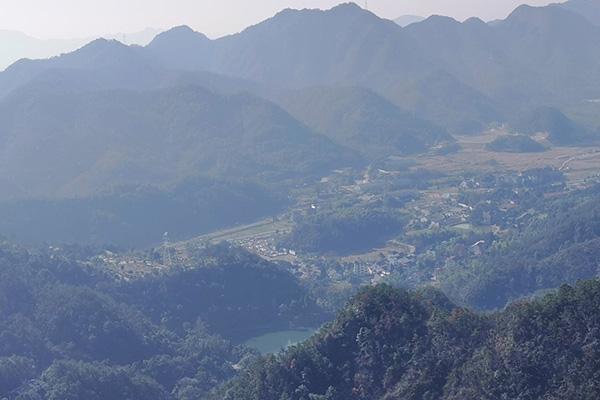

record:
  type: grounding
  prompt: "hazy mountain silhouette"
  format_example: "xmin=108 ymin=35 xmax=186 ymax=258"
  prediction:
xmin=394 ymin=15 xmax=425 ymax=27
xmin=0 ymin=86 xmax=356 ymax=199
xmin=0 ymin=31 xmax=85 ymax=72
xmin=143 ymin=2 xmax=600 ymax=131
xmin=0 ymin=28 xmax=160 ymax=72
xmin=0 ymin=1 xmax=599 ymax=150
xmin=559 ymin=0 xmax=600 ymax=26
xmin=0 ymin=39 xmax=163 ymax=98
xmin=147 ymin=26 xmax=211 ymax=70
xmin=512 ymin=106 xmax=594 ymax=145
xmin=278 ymin=86 xmax=451 ymax=158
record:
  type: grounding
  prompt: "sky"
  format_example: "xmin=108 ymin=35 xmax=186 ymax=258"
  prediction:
xmin=0 ymin=0 xmax=560 ymax=39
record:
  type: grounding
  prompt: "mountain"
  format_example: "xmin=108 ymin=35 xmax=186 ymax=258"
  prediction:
xmin=0 ymin=31 xmax=85 ymax=72
xmin=4 ymin=2 xmax=600 ymax=134
xmin=389 ymin=71 xmax=502 ymax=134
xmin=394 ymin=15 xmax=425 ymax=27
xmin=0 ymin=39 xmax=163 ymax=98
xmin=146 ymin=26 xmax=211 ymax=71
xmin=0 ymin=85 xmax=356 ymax=200
xmin=494 ymin=4 xmax=600 ymax=108
xmin=277 ymin=86 xmax=451 ymax=158
xmin=403 ymin=6 xmax=600 ymax=113
xmin=146 ymin=6 xmax=498 ymax=132
xmin=403 ymin=16 xmax=510 ymax=97
xmin=559 ymin=0 xmax=600 ymax=26
xmin=512 ymin=106 xmax=593 ymax=145
xmin=0 ymin=177 xmax=286 ymax=247
xmin=146 ymin=4 xmax=431 ymax=89
xmin=0 ymin=29 xmax=160 ymax=72
xmin=104 ymin=28 xmax=161 ymax=46
xmin=485 ymin=134 xmax=546 ymax=153
xmin=219 ymin=281 xmax=600 ymax=400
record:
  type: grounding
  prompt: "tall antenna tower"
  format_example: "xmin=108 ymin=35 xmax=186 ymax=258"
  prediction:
xmin=162 ymin=232 xmax=173 ymax=267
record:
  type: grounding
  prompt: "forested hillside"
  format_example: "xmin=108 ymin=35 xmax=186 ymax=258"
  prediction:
xmin=278 ymin=86 xmax=451 ymax=158
xmin=0 ymin=243 xmax=324 ymax=399
xmin=442 ymin=185 xmax=600 ymax=309
xmin=219 ymin=282 xmax=600 ymax=400
xmin=0 ymin=85 xmax=355 ymax=199
xmin=0 ymin=177 xmax=285 ymax=247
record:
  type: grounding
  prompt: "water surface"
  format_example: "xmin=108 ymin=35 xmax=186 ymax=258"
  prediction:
xmin=244 ymin=329 xmax=316 ymax=354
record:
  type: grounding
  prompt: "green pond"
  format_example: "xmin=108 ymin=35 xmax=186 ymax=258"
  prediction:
xmin=244 ymin=329 xmax=316 ymax=354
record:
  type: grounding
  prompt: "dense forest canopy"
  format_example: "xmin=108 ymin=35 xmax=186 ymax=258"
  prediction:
xmin=0 ymin=243 xmax=325 ymax=399
xmin=442 ymin=185 xmax=600 ymax=309
xmin=219 ymin=282 xmax=600 ymax=400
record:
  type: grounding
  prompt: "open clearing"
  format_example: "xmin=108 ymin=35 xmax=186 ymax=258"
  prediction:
xmin=418 ymin=132 xmax=600 ymax=186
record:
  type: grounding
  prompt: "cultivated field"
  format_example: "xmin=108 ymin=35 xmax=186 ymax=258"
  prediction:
xmin=418 ymin=131 xmax=600 ymax=187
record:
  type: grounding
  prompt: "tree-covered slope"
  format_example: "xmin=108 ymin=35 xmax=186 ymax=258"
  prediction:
xmin=561 ymin=0 xmax=600 ymax=26
xmin=219 ymin=282 xmax=600 ymax=400
xmin=0 ymin=177 xmax=285 ymax=247
xmin=0 ymin=85 xmax=356 ymax=199
xmin=442 ymin=186 xmax=600 ymax=309
xmin=511 ymin=106 xmax=594 ymax=145
xmin=0 ymin=243 xmax=324 ymax=399
xmin=3 ymin=2 xmax=600 ymax=135
xmin=485 ymin=134 xmax=546 ymax=153
xmin=279 ymin=86 xmax=451 ymax=158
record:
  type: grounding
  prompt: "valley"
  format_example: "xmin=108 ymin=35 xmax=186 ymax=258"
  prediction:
xmin=2 ymin=0 xmax=600 ymax=399
xmin=79 ymin=129 xmax=600 ymax=315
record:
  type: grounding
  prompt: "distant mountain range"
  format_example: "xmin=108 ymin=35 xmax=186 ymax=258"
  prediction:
xmin=0 ymin=0 xmax=599 ymax=244
xmin=394 ymin=15 xmax=425 ymax=26
xmin=558 ymin=0 xmax=600 ymax=25
xmin=0 ymin=85 xmax=354 ymax=199
xmin=0 ymin=28 xmax=160 ymax=71
xmin=2 ymin=2 xmax=599 ymax=132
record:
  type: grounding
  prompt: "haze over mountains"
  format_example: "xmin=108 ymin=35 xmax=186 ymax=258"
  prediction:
xmin=0 ymin=0 xmax=599 ymax=245
xmin=0 ymin=28 xmax=160 ymax=71
xmin=5 ymin=2 xmax=600 ymax=399
xmin=0 ymin=85 xmax=351 ymax=199
xmin=394 ymin=15 xmax=426 ymax=27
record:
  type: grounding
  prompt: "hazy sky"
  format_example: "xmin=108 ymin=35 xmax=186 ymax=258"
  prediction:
xmin=0 ymin=0 xmax=559 ymax=39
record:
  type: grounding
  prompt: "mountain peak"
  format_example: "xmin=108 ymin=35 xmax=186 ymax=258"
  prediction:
xmin=148 ymin=25 xmax=208 ymax=48
xmin=505 ymin=3 xmax=586 ymax=24
xmin=394 ymin=15 xmax=426 ymax=27
xmin=500 ymin=2 xmax=594 ymax=36
xmin=83 ymin=38 xmax=126 ymax=49
xmin=422 ymin=14 xmax=461 ymax=26
xmin=72 ymin=38 xmax=132 ymax=59
xmin=330 ymin=2 xmax=364 ymax=12
xmin=559 ymin=0 xmax=600 ymax=26
xmin=168 ymin=25 xmax=195 ymax=34
xmin=145 ymin=25 xmax=210 ymax=70
xmin=272 ymin=2 xmax=368 ymax=19
xmin=464 ymin=17 xmax=486 ymax=26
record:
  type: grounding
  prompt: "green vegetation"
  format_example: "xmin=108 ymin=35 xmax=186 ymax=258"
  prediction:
xmin=442 ymin=185 xmax=600 ymax=309
xmin=279 ymin=86 xmax=450 ymax=158
xmin=219 ymin=282 xmax=600 ymax=400
xmin=280 ymin=208 xmax=406 ymax=255
xmin=512 ymin=106 xmax=593 ymax=145
xmin=0 ymin=243 xmax=323 ymax=399
xmin=0 ymin=85 xmax=356 ymax=200
xmin=0 ymin=177 xmax=285 ymax=247
xmin=485 ymin=134 xmax=546 ymax=153
xmin=3 ymin=2 xmax=600 ymax=398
